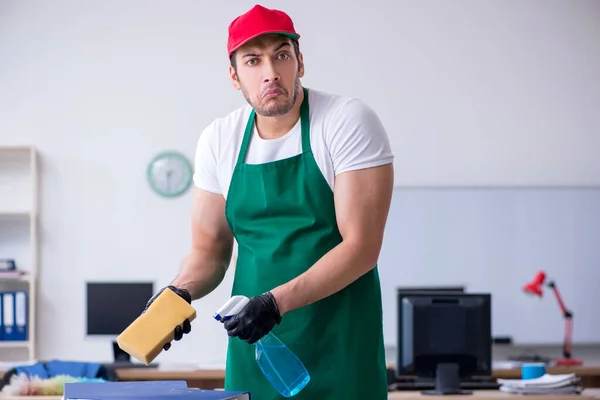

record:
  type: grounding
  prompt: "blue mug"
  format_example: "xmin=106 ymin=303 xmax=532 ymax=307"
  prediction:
xmin=521 ymin=363 xmax=547 ymax=380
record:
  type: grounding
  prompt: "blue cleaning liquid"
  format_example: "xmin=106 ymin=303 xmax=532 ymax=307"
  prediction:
xmin=255 ymin=332 xmax=311 ymax=397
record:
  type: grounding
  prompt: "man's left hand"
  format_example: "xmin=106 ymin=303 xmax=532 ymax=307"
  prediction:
xmin=223 ymin=292 xmax=282 ymax=344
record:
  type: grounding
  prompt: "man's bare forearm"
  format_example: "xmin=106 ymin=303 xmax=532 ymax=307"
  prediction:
xmin=171 ymin=245 xmax=233 ymax=300
xmin=270 ymin=239 xmax=378 ymax=315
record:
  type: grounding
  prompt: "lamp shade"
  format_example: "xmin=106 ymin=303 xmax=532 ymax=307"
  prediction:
xmin=523 ymin=271 xmax=546 ymax=297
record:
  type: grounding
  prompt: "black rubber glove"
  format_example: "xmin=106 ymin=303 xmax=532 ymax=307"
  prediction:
xmin=223 ymin=292 xmax=282 ymax=344
xmin=144 ymin=285 xmax=192 ymax=351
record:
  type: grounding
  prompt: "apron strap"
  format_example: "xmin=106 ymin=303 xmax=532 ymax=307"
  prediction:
xmin=300 ymin=87 xmax=310 ymax=153
xmin=236 ymin=109 xmax=256 ymax=166
xmin=236 ymin=86 xmax=310 ymax=166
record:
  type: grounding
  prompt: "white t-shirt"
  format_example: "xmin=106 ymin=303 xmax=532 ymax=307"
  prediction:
xmin=193 ymin=88 xmax=394 ymax=199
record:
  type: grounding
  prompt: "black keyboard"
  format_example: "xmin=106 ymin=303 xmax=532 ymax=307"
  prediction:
xmin=391 ymin=380 xmax=500 ymax=391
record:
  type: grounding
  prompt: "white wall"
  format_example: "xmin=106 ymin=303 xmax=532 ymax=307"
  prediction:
xmin=0 ymin=0 xmax=598 ymax=367
xmin=379 ymin=187 xmax=600 ymax=347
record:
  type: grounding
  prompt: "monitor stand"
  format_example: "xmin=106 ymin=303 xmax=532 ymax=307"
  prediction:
xmin=108 ymin=340 xmax=159 ymax=368
xmin=112 ymin=341 xmax=131 ymax=363
xmin=421 ymin=363 xmax=472 ymax=396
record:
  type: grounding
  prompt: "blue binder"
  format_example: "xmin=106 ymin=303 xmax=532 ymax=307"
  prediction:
xmin=2 ymin=291 xmax=27 ymax=341
xmin=0 ymin=258 xmax=16 ymax=270
xmin=63 ymin=380 xmax=250 ymax=399
xmin=0 ymin=293 xmax=3 ymax=341
xmin=105 ymin=391 xmax=251 ymax=400
xmin=64 ymin=381 xmax=187 ymax=398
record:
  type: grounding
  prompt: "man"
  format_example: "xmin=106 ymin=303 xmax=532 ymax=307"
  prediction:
xmin=148 ymin=4 xmax=394 ymax=399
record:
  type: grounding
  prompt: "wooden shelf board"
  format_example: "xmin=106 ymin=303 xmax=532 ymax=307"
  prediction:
xmin=0 ymin=146 xmax=35 ymax=152
xmin=0 ymin=211 xmax=31 ymax=218
xmin=0 ymin=341 xmax=30 ymax=349
xmin=0 ymin=273 xmax=34 ymax=283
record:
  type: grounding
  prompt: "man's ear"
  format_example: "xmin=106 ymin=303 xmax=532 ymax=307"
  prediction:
xmin=297 ymin=52 xmax=305 ymax=78
xmin=229 ymin=66 xmax=241 ymax=90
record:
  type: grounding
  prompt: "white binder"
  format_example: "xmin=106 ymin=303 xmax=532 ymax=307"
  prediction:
xmin=2 ymin=292 xmax=13 ymax=340
xmin=15 ymin=291 xmax=27 ymax=340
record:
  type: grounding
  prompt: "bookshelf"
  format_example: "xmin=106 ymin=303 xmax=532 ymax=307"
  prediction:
xmin=0 ymin=146 xmax=38 ymax=361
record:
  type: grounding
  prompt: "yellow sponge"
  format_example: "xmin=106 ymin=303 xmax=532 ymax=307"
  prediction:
xmin=116 ymin=287 xmax=196 ymax=365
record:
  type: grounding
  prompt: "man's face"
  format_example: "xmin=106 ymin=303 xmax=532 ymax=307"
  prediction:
xmin=229 ymin=34 xmax=304 ymax=117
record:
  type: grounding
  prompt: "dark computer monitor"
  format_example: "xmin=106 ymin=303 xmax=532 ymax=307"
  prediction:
xmin=86 ymin=281 xmax=154 ymax=363
xmin=396 ymin=286 xmax=466 ymax=293
xmin=396 ymin=292 xmax=492 ymax=395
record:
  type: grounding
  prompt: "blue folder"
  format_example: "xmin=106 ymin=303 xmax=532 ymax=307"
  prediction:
xmin=1 ymin=291 xmax=28 ymax=341
xmin=0 ymin=293 xmax=3 ymax=341
xmin=64 ymin=380 xmax=250 ymax=399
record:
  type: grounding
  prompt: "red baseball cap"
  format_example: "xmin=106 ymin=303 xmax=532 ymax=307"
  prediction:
xmin=227 ymin=5 xmax=300 ymax=57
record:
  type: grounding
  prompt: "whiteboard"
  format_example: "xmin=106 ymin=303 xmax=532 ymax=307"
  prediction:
xmin=378 ymin=187 xmax=600 ymax=346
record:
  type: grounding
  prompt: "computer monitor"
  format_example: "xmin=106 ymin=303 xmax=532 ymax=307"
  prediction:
xmin=86 ymin=281 xmax=154 ymax=363
xmin=396 ymin=292 xmax=492 ymax=395
xmin=396 ymin=286 xmax=466 ymax=294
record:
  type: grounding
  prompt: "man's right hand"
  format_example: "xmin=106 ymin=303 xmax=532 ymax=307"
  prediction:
xmin=144 ymin=285 xmax=192 ymax=351
xmin=150 ymin=188 xmax=234 ymax=351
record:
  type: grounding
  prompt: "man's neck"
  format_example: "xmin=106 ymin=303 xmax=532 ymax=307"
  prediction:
xmin=255 ymin=88 xmax=305 ymax=140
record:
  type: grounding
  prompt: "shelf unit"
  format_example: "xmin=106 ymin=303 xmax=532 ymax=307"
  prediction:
xmin=0 ymin=146 xmax=38 ymax=361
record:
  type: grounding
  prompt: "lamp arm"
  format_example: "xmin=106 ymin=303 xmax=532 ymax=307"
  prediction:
xmin=548 ymin=280 xmax=573 ymax=359
xmin=547 ymin=281 xmax=569 ymax=317
xmin=564 ymin=316 xmax=573 ymax=359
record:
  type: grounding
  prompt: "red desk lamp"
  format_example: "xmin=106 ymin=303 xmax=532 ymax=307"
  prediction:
xmin=523 ymin=271 xmax=582 ymax=366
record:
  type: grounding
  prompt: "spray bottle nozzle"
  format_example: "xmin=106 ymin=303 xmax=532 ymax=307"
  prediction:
xmin=213 ymin=295 xmax=250 ymax=322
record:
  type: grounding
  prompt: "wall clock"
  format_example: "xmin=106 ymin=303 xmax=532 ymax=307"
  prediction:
xmin=147 ymin=151 xmax=193 ymax=197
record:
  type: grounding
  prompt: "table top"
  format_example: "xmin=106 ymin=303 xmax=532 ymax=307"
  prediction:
xmin=0 ymin=397 xmax=60 ymax=399
xmin=3 ymin=391 xmax=600 ymax=400
xmin=387 ymin=389 xmax=600 ymax=399
xmin=115 ymin=367 xmax=225 ymax=380
xmin=114 ymin=364 xmax=600 ymax=379
xmin=3 ymin=365 xmax=600 ymax=399
xmin=3 ymin=364 xmax=600 ymax=380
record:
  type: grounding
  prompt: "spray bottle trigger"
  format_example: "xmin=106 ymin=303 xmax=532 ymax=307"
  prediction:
xmin=213 ymin=295 xmax=250 ymax=322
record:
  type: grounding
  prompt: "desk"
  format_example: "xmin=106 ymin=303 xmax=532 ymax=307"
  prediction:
xmin=113 ymin=365 xmax=600 ymax=389
xmin=1 ymin=397 xmax=60 ymax=400
xmin=115 ymin=368 xmax=225 ymax=389
xmin=3 ymin=391 xmax=600 ymax=400
xmin=387 ymin=389 xmax=600 ymax=399
xmin=3 ymin=365 xmax=600 ymax=392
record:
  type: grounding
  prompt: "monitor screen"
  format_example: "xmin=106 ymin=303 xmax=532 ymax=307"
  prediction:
xmin=86 ymin=282 xmax=154 ymax=336
xmin=396 ymin=286 xmax=465 ymax=295
xmin=396 ymin=292 xmax=492 ymax=380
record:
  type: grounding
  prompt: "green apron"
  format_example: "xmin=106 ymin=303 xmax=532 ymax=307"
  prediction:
xmin=224 ymin=87 xmax=388 ymax=399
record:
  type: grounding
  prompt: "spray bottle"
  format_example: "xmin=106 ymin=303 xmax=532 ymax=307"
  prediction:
xmin=214 ymin=295 xmax=311 ymax=397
